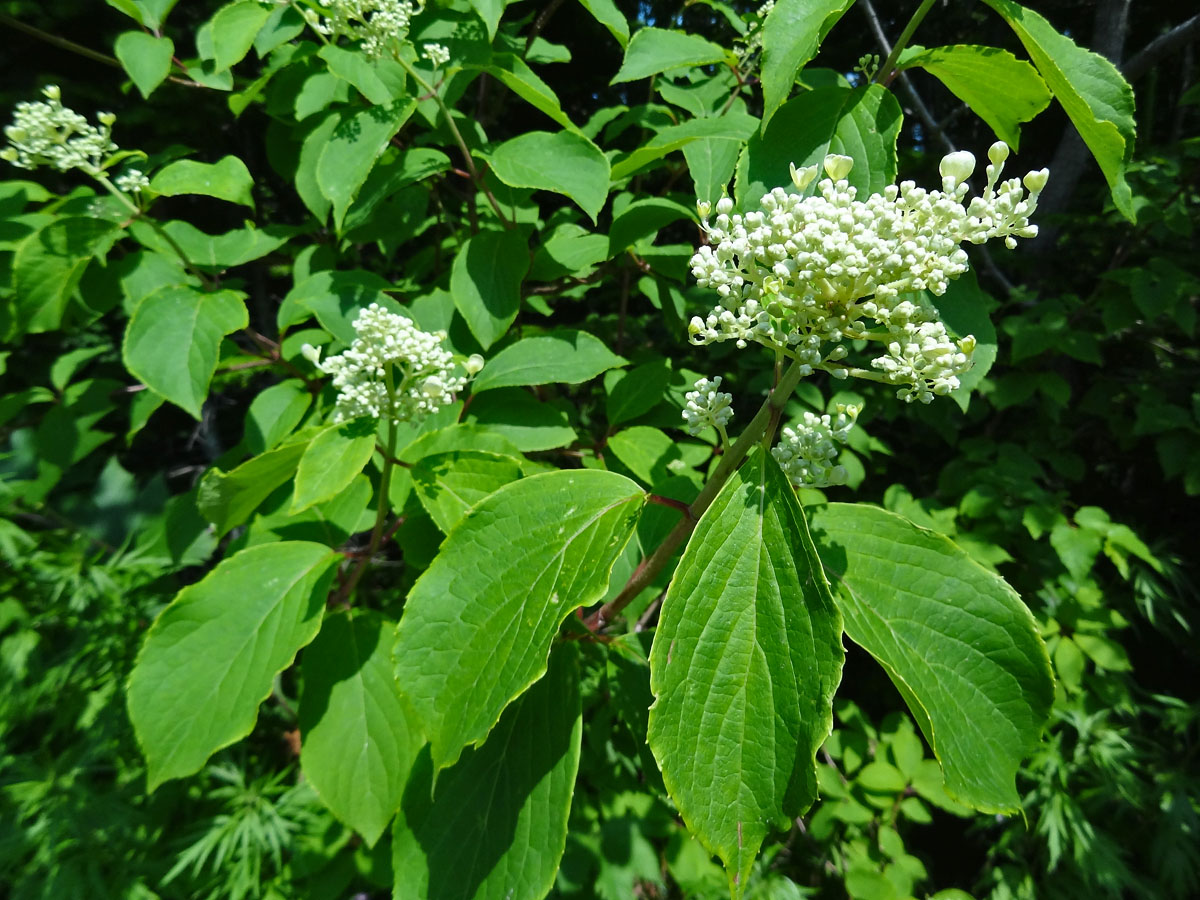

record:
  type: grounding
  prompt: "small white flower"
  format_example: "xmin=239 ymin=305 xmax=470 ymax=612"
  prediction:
xmin=422 ymin=42 xmax=450 ymax=68
xmin=2 ymin=85 xmax=118 ymax=174
xmin=682 ymin=376 xmax=734 ymax=436
xmin=309 ymin=0 xmax=424 ymax=58
xmin=771 ymin=403 xmax=860 ymax=488
xmin=314 ymin=303 xmax=465 ymax=424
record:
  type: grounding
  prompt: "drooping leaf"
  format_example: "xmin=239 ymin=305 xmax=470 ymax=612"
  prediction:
xmin=808 ymin=502 xmax=1053 ymax=812
xmin=317 ymin=100 xmax=418 ymax=231
xmin=393 ymin=646 xmax=582 ymax=900
xmin=243 ymin=379 xmax=311 ymax=454
xmin=473 ymin=330 xmax=625 ymax=393
xmin=577 ymin=0 xmax=629 ymax=47
xmin=197 ymin=439 xmax=309 ymax=535
xmin=291 ymin=420 xmax=378 ymax=514
xmin=150 ymin=155 xmax=256 ymax=208
xmin=482 ymin=54 xmax=576 ymax=131
xmin=759 ymin=0 xmax=854 ymax=128
xmin=981 ymin=0 xmax=1137 ymax=219
xmin=736 ymin=84 xmax=902 ymax=208
xmin=114 ymin=31 xmax=175 ymax=98
xmin=610 ymin=112 xmax=758 ymax=181
xmin=488 ymin=131 xmax=611 ymax=223
xmin=412 ymin=450 xmax=525 ymax=533
xmin=209 ymin=0 xmax=273 ymax=72
xmin=468 ymin=0 xmax=505 ymax=40
xmin=13 ymin=217 xmax=120 ymax=334
xmin=393 ymin=470 xmax=643 ymax=772
xmin=682 ymin=136 xmax=744 ymax=205
xmin=611 ymin=28 xmax=730 ymax=84
xmin=122 ymin=286 xmax=248 ymax=419
xmin=300 ymin=611 xmax=421 ymax=846
xmin=450 ymin=230 xmax=530 ymax=350
xmin=128 ymin=541 xmax=339 ymax=789
xmin=898 ymin=44 xmax=1052 ymax=148
xmin=648 ymin=450 xmax=844 ymax=897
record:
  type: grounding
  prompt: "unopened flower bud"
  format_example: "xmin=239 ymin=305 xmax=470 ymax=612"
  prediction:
xmin=464 ymin=353 xmax=485 ymax=376
xmin=1022 ymin=168 xmax=1049 ymax=194
xmin=716 ymin=196 xmax=734 ymax=216
xmin=98 ymin=111 xmax=116 ymax=127
xmin=790 ymin=162 xmax=818 ymax=191
xmin=43 ymin=85 xmax=60 ymax=100
xmin=939 ymin=150 xmax=975 ymax=186
xmin=988 ymin=141 xmax=1010 ymax=166
xmin=823 ymin=154 xmax=854 ymax=181
xmin=697 ymin=199 xmax=712 ymax=219
xmin=300 ymin=343 xmax=322 ymax=365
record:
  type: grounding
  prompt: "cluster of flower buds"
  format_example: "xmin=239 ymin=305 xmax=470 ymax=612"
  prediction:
xmin=1 ymin=85 xmax=117 ymax=175
xmin=302 ymin=304 xmax=481 ymax=424
xmin=682 ymin=376 xmax=734 ymax=436
xmin=771 ymin=404 xmax=860 ymax=488
xmin=115 ymin=168 xmax=150 ymax=194
xmin=304 ymin=0 xmax=424 ymax=58
xmin=422 ymin=42 xmax=450 ymax=68
xmin=688 ymin=145 xmax=1048 ymax=402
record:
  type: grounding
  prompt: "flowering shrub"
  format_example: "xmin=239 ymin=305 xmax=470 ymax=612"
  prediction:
xmin=0 ymin=0 xmax=1157 ymax=898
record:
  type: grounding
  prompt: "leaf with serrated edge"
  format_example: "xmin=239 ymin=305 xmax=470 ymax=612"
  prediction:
xmin=809 ymin=502 xmax=1053 ymax=812
xmin=649 ymin=450 xmax=844 ymax=898
xmin=394 ymin=469 xmax=643 ymax=773
xmin=300 ymin=611 xmax=421 ymax=846
xmin=393 ymin=646 xmax=583 ymax=899
xmin=128 ymin=541 xmax=339 ymax=789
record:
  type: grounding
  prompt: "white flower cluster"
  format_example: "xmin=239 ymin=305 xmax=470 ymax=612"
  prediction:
xmin=688 ymin=145 xmax=1048 ymax=403
xmin=771 ymin=404 xmax=860 ymax=488
xmin=306 ymin=0 xmax=423 ymax=58
xmin=1 ymin=85 xmax=117 ymax=175
xmin=115 ymin=168 xmax=150 ymax=194
xmin=422 ymin=42 xmax=450 ymax=68
xmin=303 ymin=303 xmax=475 ymax=424
xmin=735 ymin=1 xmax=774 ymax=65
xmin=682 ymin=376 xmax=734 ymax=436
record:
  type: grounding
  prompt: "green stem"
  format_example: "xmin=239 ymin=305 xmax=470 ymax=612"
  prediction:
xmin=394 ymin=54 xmax=514 ymax=228
xmin=584 ymin=358 xmax=808 ymax=631
xmin=872 ymin=0 xmax=936 ymax=85
xmin=816 ymin=362 xmax=894 ymax=384
xmin=94 ymin=173 xmax=218 ymax=289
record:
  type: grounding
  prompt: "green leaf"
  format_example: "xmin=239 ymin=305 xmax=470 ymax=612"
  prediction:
xmin=808 ymin=502 xmax=1053 ymax=813
xmin=132 ymin=0 xmax=179 ymax=30
xmin=610 ymin=112 xmax=758 ymax=181
xmin=606 ymin=426 xmax=682 ymax=485
xmin=278 ymin=269 xmax=394 ymax=340
xmin=114 ymin=31 xmax=175 ymax=99
xmin=980 ymin=0 xmax=1136 ymax=219
xmin=123 ymin=286 xmax=248 ymax=419
xmin=759 ymin=0 xmax=854 ymax=128
xmin=473 ymin=330 xmax=625 ymax=393
xmin=394 ymin=470 xmax=643 ymax=772
xmin=468 ymin=0 xmax=505 ymax=40
xmin=317 ymin=101 xmax=418 ymax=231
xmin=393 ymin=646 xmax=582 ymax=899
xmin=648 ymin=450 xmax=844 ymax=897
xmin=300 ymin=611 xmax=421 ymax=846
xmin=292 ymin=421 xmax=377 ymax=514
xmin=898 ymin=44 xmax=1051 ymax=148
xmin=131 ymin=220 xmax=289 ymax=268
xmin=198 ymin=440 xmax=308 ymax=535
xmin=412 ymin=450 xmax=525 ymax=534
xmin=13 ymin=218 xmax=120 ymax=334
xmin=464 ymin=389 xmax=577 ymax=451
xmin=244 ymin=379 xmax=311 ymax=454
xmin=450 ymin=230 xmax=530 ymax=350
xmin=318 ymin=43 xmax=392 ymax=105
xmin=149 ymin=156 xmax=256 ymax=208
xmin=577 ymin=0 xmax=629 ymax=48
xmin=611 ymin=28 xmax=730 ymax=84
xmin=482 ymin=54 xmax=576 ymax=131
xmin=606 ymin=358 xmax=671 ymax=425
xmin=128 ymin=541 xmax=339 ymax=789
xmin=683 ymin=137 xmax=744 ymax=205
xmin=209 ymin=0 xmax=273 ymax=72
xmin=607 ymin=197 xmax=695 ymax=256
xmin=737 ymin=85 xmax=902 ymax=209
xmin=488 ymin=131 xmax=611 ymax=223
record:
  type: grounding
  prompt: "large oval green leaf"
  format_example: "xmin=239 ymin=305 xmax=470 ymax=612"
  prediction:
xmin=122 ymin=286 xmax=248 ymax=419
xmin=472 ymin=329 xmax=626 ymax=393
xmin=128 ymin=541 xmax=339 ymax=789
xmin=450 ymin=230 xmax=530 ymax=350
xmin=648 ymin=450 xmax=844 ymax=898
xmin=299 ymin=611 xmax=422 ymax=847
xmin=488 ymin=131 xmax=611 ymax=223
xmin=393 ymin=469 xmax=644 ymax=773
xmin=611 ymin=27 xmax=730 ymax=84
xmin=981 ymin=0 xmax=1136 ymax=220
xmin=393 ymin=646 xmax=582 ymax=900
xmin=808 ymin=502 xmax=1053 ymax=813
xmin=759 ymin=0 xmax=854 ymax=128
